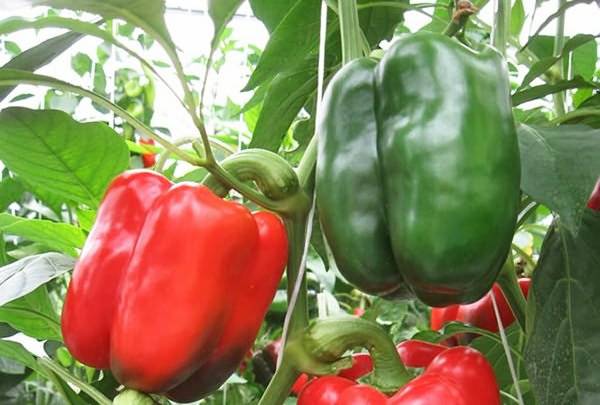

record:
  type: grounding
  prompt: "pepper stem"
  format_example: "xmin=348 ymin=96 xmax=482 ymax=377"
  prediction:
xmin=287 ymin=317 xmax=412 ymax=393
xmin=443 ymin=0 xmax=477 ymax=38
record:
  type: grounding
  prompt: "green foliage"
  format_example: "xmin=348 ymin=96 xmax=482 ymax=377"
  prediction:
xmin=525 ymin=211 xmax=600 ymax=404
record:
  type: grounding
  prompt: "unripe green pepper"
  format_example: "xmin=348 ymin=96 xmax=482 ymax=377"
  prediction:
xmin=317 ymin=33 xmax=520 ymax=306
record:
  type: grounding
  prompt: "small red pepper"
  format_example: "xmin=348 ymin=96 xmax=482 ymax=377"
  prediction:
xmin=138 ymin=138 xmax=156 ymax=168
xmin=338 ymin=384 xmax=387 ymax=405
xmin=395 ymin=340 xmax=446 ymax=368
xmin=588 ymin=178 xmax=600 ymax=210
xmin=390 ymin=346 xmax=500 ymax=404
xmin=297 ymin=375 xmax=355 ymax=405
xmin=431 ymin=278 xmax=530 ymax=340
xmin=62 ymin=170 xmax=287 ymax=399
xmin=298 ymin=345 xmax=499 ymax=405
xmin=337 ymin=340 xmax=446 ymax=382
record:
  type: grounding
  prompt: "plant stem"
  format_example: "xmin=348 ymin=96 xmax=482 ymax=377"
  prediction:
xmin=492 ymin=0 xmax=510 ymax=56
xmin=496 ymin=257 xmax=527 ymax=331
xmin=552 ymin=0 xmax=567 ymax=116
xmin=442 ymin=1 xmax=477 ymax=38
xmin=338 ymin=0 xmax=363 ymax=64
xmin=258 ymin=359 xmax=299 ymax=405
xmin=288 ymin=317 xmax=412 ymax=393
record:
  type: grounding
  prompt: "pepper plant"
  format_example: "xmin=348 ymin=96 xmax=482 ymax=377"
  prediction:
xmin=0 ymin=1 xmax=599 ymax=405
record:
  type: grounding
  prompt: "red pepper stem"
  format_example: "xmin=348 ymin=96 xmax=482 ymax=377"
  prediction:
xmin=199 ymin=146 xmax=311 ymax=217
xmin=496 ymin=256 xmax=527 ymax=331
xmin=287 ymin=317 xmax=412 ymax=393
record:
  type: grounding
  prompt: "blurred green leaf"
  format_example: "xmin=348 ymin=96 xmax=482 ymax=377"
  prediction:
xmin=0 ymin=214 xmax=84 ymax=256
xmin=0 ymin=286 xmax=61 ymax=341
xmin=518 ymin=124 xmax=600 ymax=233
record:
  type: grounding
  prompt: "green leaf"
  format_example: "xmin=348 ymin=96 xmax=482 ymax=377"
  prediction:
xmin=358 ymin=0 xmax=408 ymax=46
xmin=0 ymin=253 xmax=75 ymax=306
xmin=0 ymin=214 xmax=85 ymax=256
xmin=510 ymin=0 xmax=525 ymax=37
xmin=0 ymin=340 xmax=44 ymax=375
xmin=0 ymin=286 xmax=61 ymax=341
xmin=0 ymin=107 xmax=129 ymax=209
xmin=571 ymin=39 xmax=597 ymax=107
xmin=249 ymin=0 xmax=298 ymax=32
xmin=520 ymin=0 xmax=595 ymax=52
xmin=248 ymin=65 xmax=317 ymax=151
xmin=244 ymin=0 xmax=321 ymax=91
xmin=525 ymin=210 xmax=600 ymax=405
xmin=518 ymin=35 xmax=598 ymax=90
xmin=70 ymin=52 xmax=92 ymax=77
xmin=208 ymin=0 xmax=244 ymax=47
xmin=0 ymin=177 xmax=24 ymax=212
xmin=28 ymin=0 xmax=174 ymax=51
xmin=518 ymin=124 xmax=600 ymax=233
xmin=0 ymin=29 xmax=84 ymax=102
xmin=471 ymin=325 xmax=526 ymax=390
xmin=512 ymin=76 xmax=597 ymax=106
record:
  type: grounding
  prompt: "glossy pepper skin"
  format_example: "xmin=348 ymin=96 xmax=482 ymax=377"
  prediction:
xmin=62 ymin=171 xmax=288 ymax=399
xmin=62 ymin=171 xmax=171 ymax=368
xmin=166 ymin=212 xmax=288 ymax=402
xmin=431 ymin=278 xmax=530 ymax=339
xmin=316 ymin=58 xmax=404 ymax=297
xmin=317 ymin=33 xmax=520 ymax=305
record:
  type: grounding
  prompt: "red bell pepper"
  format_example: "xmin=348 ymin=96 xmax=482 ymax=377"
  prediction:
xmin=588 ymin=178 xmax=600 ymax=210
xmin=338 ymin=385 xmax=387 ymax=405
xmin=338 ymin=340 xmax=446 ymax=382
xmin=395 ymin=339 xmax=446 ymax=368
xmin=138 ymin=138 xmax=156 ymax=168
xmin=431 ymin=278 xmax=530 ymax=339
xmin=390 ymin=346 xmax=500 ymax=404
xmin=297 ymin=345 xmax=499 ymax=404
xmin=297 ymin=375 xmax=355 ymax=405
xmin=62 ymin=170 xmax=288 ymax=399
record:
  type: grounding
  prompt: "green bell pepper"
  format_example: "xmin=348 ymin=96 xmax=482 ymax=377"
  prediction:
xmin=316 ymin=33 xmax=520 ymax=306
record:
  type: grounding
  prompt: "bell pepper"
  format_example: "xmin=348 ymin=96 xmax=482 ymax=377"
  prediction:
xmin=338 ymin=340 xmax=447 ymax=381
xmin=316 ymin=33 xmax=520 ymax=305
xmin=297 ymin=346 xmax=500 ymax=404
xmin=588 ymin=178 xmax=600 ymax=210
xmin=138 ymin=138 xmax=156 ymax=168
xmin=431 ymin=278 xmax=530 ymax=340
xmin=61 ymin=170 xmax=288 ymax=399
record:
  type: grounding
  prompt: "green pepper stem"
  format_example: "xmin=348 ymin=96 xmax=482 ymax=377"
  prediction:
xmin=442 ymin=0 xmax=476 ymax=38
xmin=496 ymin=256 xmax=527 ymax=331
xmin=287 ymin=317 xmax=412 ymax=393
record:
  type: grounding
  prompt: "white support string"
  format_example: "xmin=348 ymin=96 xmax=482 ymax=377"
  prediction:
xmin=491 ymin=291 xmax=525 ymax=405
